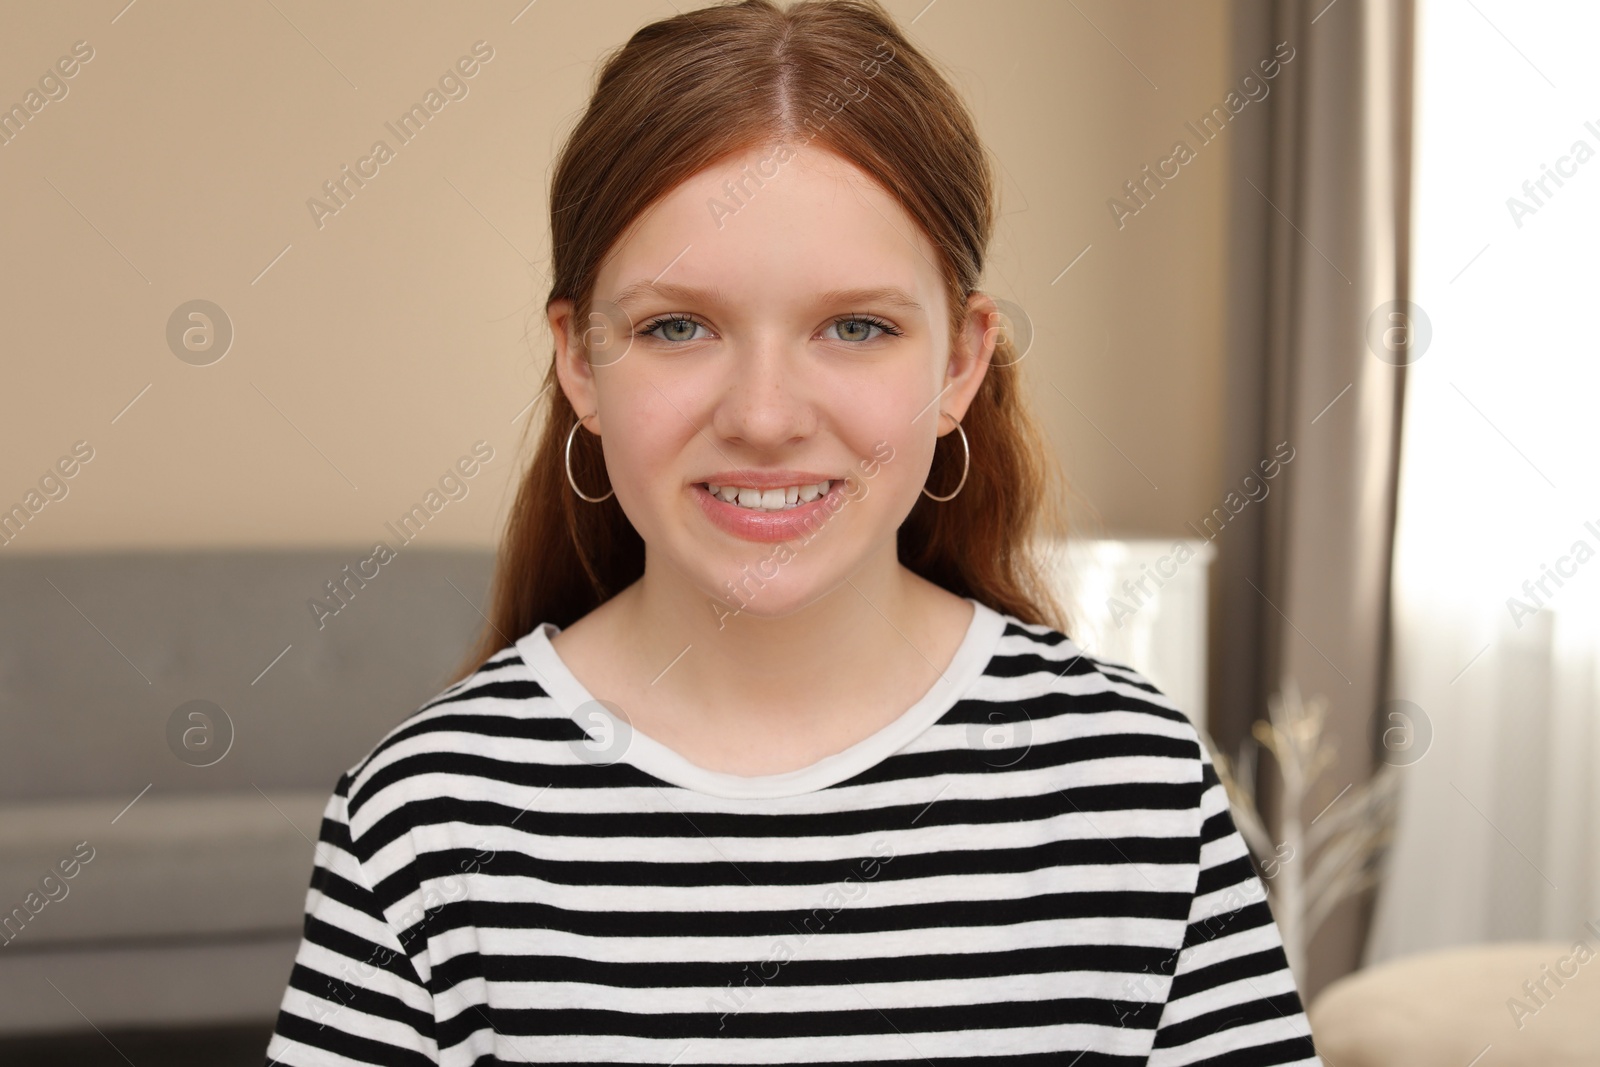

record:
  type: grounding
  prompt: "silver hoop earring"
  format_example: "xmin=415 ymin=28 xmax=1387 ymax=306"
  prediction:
xmin=564 ymin=416 xmax=614 ymax=503
xmin=922 ymin=415 xmax=969 ymax=502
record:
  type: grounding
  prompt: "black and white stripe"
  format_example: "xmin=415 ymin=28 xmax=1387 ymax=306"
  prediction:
xmin=266 ymin=600 xmax=1320 ymax=1065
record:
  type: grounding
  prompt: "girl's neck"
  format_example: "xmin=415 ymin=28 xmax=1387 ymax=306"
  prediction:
xmin=554 ymin=542 xmax=973 ymax=747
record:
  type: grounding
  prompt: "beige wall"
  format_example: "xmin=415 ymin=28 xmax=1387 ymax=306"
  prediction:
xmin=0 ymin=0 xmax=1237 ymax=554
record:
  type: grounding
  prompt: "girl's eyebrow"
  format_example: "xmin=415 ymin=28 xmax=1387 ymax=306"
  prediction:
xmin=816 ymin=287 xmax=925 ymax=314
xmin=611 ymin=281 xmax=924 ymax=315
xmin=611 ymin=281 xmax=725 ymax=309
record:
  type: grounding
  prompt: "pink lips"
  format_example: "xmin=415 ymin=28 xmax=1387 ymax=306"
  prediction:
xmin=694 ymin=480 xmax=846 ymax=543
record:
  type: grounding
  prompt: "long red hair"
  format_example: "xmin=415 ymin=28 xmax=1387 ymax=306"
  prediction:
xmin=454 ymin=0 xmax=1069 ymax=681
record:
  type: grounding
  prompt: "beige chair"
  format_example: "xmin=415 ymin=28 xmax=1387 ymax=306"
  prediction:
xmin=1310 ymin=940 xmax=1600 ymax=1066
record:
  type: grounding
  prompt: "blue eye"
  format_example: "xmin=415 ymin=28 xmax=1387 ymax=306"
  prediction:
xmin=827 ymin=316 xmax=903 ymax=343
xmin=638 ymin=315 xmax=707 ymax=343
xmin=635 ymin=314 xmax=905 ymax=344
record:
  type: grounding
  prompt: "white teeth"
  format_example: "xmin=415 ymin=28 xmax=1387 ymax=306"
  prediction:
xmin=706 ymin=480 xmax=832 ymax=511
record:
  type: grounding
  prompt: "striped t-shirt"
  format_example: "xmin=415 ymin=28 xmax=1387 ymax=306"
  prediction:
xmin=266 ymin=597 xmax=1321 ymax=1065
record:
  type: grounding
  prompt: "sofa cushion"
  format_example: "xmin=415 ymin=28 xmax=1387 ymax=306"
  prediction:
xmin=0 ymin=789 xmax=327 ymax=945
xmin=0 ymin=548 xmax=496 ymax=804
xmin=1310 ymin=940 xmax=1600 ymax=1066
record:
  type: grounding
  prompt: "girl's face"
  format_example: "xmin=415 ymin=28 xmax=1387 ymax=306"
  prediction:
xmin=551 ymin=144 xmax=995 ymax=619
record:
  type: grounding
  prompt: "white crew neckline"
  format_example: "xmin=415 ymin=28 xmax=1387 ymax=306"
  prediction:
xmin=514 ymin=597 xmax=1007 ymax=798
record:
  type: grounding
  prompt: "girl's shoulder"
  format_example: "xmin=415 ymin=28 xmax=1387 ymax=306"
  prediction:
xmin=334 ymin=635 xmax=574 ymax=830
xmin=983 ymin=610 xmax=1189 ymax=711
xmin=974 ymin=608 xmax=1208 ymax=767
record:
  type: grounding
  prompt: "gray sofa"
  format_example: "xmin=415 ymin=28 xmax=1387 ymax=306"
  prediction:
xmin=0 ymin=548 xmax=496 ymax=1035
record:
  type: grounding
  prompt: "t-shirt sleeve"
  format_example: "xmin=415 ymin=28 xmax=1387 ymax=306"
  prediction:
xmin=1147 ymin=738 xmax=1322 ymax=1066
xmin=264 ymin=771 xmax=439 ymax=1066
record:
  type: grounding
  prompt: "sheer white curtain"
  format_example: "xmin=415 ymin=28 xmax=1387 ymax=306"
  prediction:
xmin=1366 ymin=0 xmax=1600 ymax=962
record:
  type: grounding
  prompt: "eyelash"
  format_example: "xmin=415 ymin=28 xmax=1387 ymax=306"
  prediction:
xmin=635 ymin=314 xmax=905 ymax=343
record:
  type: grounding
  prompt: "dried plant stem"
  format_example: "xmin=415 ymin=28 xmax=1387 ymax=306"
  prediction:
xmin=1199 ymin=679 xmax=1401 ymax=989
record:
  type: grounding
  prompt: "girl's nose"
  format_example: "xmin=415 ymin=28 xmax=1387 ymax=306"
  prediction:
xmin=707 ymin=337 xmax=816 ymax=451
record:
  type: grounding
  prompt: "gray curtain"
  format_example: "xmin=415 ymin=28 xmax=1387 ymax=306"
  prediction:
xmin=1211 ymin=0 xmax=1415 ymax=1002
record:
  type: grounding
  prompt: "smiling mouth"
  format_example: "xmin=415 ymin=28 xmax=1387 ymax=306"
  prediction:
xmin=698 ymin=480 xmax=834 ymax=511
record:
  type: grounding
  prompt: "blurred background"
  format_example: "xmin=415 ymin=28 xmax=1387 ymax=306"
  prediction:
xmin=2 ymin=0 xmax=1596 ymax=1063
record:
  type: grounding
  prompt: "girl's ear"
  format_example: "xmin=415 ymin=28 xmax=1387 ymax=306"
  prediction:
xmin=941 ymin=290 xmax=1000 ymax=426
xmin=549 ymin=297 xmax=601 ymax=432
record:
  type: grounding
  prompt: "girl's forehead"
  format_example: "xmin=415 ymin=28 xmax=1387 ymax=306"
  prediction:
xmin=596 ymin=150 xmax=943 ymax=309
